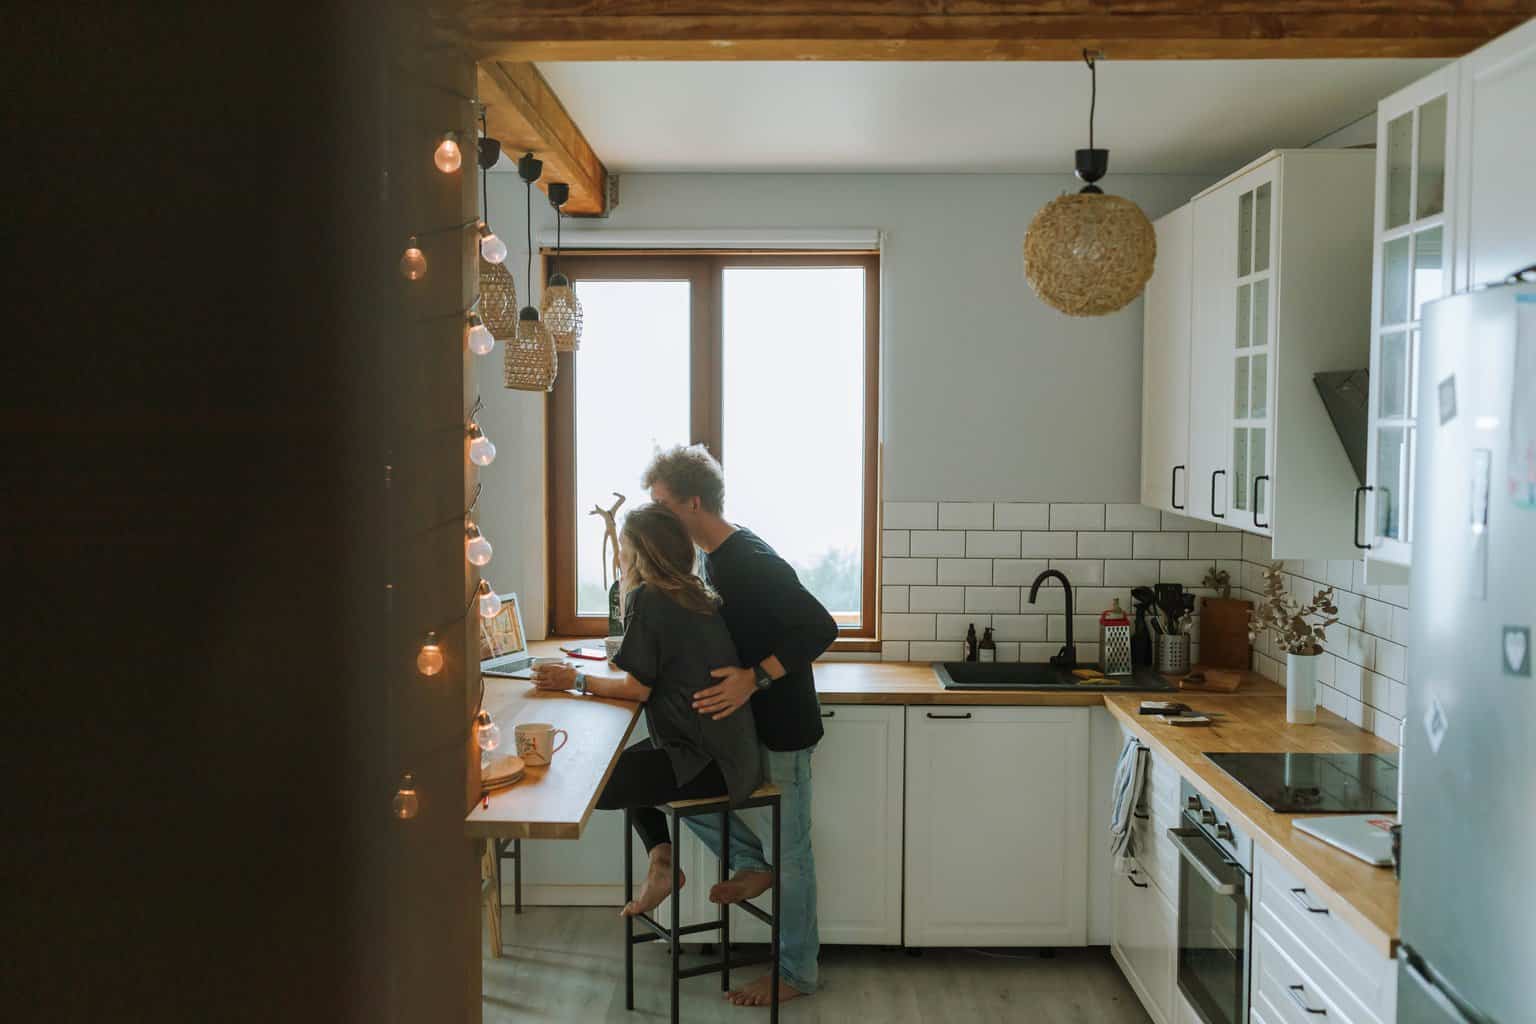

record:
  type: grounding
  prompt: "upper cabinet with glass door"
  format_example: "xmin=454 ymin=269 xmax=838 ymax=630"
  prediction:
xmin=1363 ymin=67 xmax=1457 ymax=577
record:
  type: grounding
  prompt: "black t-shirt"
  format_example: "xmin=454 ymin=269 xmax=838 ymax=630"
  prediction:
xmin=703 ymin=528 xmax=839 ymax=752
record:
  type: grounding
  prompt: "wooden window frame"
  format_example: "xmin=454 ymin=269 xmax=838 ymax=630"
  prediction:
xmin=546 ymin=250 xmax=881 ymax=652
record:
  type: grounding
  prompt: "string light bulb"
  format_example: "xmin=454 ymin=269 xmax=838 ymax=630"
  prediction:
xmin=465 ymin=523 xmax=493 ymax=566
xmin=474 ymin=710 xmax=502 ymax=752
xmin=399 ymin=236 xmax=427 ymax=281
xmin=416 ymin=631 xmax=445 ymax=676
xmin=434 ymin=131 xmax=462 ymax=173
xmin=465 ymin=313 xmax=495 ymax=356
xmin=478 ymin=222 xmax=508 ymax=265
xmin=392 ymin=772 xmax=420 ymax=820
xmin=476 ymin=580 xmax=502 ymax=619
xmin=467 ymin=423 xmax=496 ymax=466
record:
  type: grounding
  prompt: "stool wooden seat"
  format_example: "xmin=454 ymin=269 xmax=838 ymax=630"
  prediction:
xmin=625 ymin=784 xmax=783 ymax=1024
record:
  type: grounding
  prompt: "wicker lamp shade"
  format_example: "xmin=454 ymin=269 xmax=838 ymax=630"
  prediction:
xmin=503 ymin=308 xmax=558 ymax=393
xmin=1023 ymin=192 xmax=1156 ymax=317
xmin=540 ymin=274 xmax=584 ymax=352
xmin=479 ymin=259 xmax=519 ymax=340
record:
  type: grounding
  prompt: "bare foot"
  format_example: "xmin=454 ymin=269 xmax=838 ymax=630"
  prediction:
xmin=726 ymin=975 xmax=805 ymax=1007
xmin=708 ymin=869 xmax=773 ymax=906
xmin=620 ymin=848 xmax=684 ymax=918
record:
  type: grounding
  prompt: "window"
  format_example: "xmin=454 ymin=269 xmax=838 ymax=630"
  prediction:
xmin=547 ymin=252 xmax=880 ymax=647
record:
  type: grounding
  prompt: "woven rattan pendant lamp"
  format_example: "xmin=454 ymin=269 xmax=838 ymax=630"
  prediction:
xmin=504 ymin=152 xmax=558 ymax=393
xmin=1023 ymin=51 xmax=1156 ymax=318
xmin=540 ymin=183 xmax=584 ymax=352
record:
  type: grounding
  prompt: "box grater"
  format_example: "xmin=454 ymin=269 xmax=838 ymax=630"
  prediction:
xmin=1099 ymin=600 xmax=1133 ymax=676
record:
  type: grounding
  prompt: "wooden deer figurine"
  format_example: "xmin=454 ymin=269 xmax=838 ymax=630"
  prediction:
xmin=589 ymin=492 xmax=625 ymax=590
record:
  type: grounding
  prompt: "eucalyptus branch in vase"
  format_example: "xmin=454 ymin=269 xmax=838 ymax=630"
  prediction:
xmin=1248 ymin=562 xmax=1338 ymax=656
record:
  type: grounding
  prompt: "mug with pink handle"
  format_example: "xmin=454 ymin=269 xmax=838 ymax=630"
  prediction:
xmin=515 ymin=722 xmax=569 ymax=766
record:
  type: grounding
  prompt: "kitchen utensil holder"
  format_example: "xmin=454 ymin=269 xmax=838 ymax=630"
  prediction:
xmin=1155 ymin=634 xmax=1191 ymax=675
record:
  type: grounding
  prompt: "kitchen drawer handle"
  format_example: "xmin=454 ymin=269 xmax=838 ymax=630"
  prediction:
xmin=1288 ymin=887 xmax=1330 ymax=915
xmin=1286 ymin=984 xmax=1328 ymax=1016
xmin=1133 ymin=809 xmax=1150 ymax=820
xmin=926 ymin=712 xmax=973 ymax=720
xmin=1127 ymin=872 xmax=1149 ymax=889
xmin=1171 ymin=464 xmax=1186 ymax=510
xmin=1211 ymin=470 xmax=1226 ymax=518
xmin=1353 ymin=485 xmax=1374 ymax=550
xmin=1253 ymin=475 xmax=1270 ymax=529
xmin=820 ymin=710 xmax=836 ymax=718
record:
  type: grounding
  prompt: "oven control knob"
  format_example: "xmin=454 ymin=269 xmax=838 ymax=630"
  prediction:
xmin=1186 ymin=796 xmax=1202 ymax=811
xmin=1200 ymin=809 xmax=1218 ymax=825
xmin=1216 ymin=823 xmax=1234 ymax=840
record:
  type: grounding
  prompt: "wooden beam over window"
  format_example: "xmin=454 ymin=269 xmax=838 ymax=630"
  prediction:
xmin=452 ymin=2 xmax=1535 ymax=62
xmin=477 ymin=60 xmax=608 ymax=216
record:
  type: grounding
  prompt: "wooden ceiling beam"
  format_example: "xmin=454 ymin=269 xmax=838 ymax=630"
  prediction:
xmin=450 ymin=3 xmax=1536 ymax=62
xmin=478 ymin=60 xmax=608 ymax=216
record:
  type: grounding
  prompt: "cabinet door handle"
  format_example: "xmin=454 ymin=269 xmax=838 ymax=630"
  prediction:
xmin=1253 ymin=475 xmax=1270 ymax=529
xmin=1353 ymin=485 xmax=1374 ymax=550
xmin=1171 ymin=465 xmax=1186 ymax=510
xmin=820 ymin=709 xmax=836 ymax=719
xmin=1288 ymin=887 xmax=1330 ymax=915
xmin=1211 ymin=470 xmax=1227 ymax=518
xmin=1127 ymin=872 xmax=1149 ymax=889
xmin=1286 ymin=984 xmax=1328 ymax=1016
xmin=925 ymin=711 xmax=973 ymax=720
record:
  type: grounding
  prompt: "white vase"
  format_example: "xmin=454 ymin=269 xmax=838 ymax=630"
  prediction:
xmin=1286 ymin=651 xmax=1319 ymax=725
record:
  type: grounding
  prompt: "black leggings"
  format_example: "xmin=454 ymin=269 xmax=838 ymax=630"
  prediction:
xmin=595 ymin=738 xmax=728 ymax=853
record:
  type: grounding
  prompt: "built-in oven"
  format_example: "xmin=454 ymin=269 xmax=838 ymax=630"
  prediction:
xmin=1171 ymin=779 xmax=1254 ymax=1024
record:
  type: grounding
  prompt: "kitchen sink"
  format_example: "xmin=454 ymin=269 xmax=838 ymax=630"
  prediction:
xmin=933 ymin=662 xmax=1173 ymax=692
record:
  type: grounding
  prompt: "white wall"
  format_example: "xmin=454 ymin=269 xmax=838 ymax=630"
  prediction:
xmin=479 ymin=172 xmax=1215 ymax=637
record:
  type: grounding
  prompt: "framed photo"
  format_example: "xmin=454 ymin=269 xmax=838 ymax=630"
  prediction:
xmin=478 ymin=592 xmax=526 ymax=662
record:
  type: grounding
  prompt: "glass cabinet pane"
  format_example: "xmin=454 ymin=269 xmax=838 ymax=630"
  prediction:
xmin=1234 ymin=357 xmax=1250 ymax=418
xmin=1385 ymin=112 xmax=1414 ymax=230
xmin=1382 ymin=236 xmax=1411 ymax=325
xmin=1236 ymin=284 xmax=1251 ymax=349
xmin=1250 ymin=354 xmax=1268 ymax=419
xmin=1380 ymin=330 xmax=1410 ymax=419
xmin=1409 ymin=330 xmax=1420 ymax=417
xmin=1416 ymin=96 xmax=1448 ymax=219
xmin=1254 ymin=183 xmax=1272 ymax=273
xmin=1238 ymin=190 xmax=1254 ymax=277
xmin=1251 ymin=429 xmax=1268 ymax=518
xmin=1376 ymin=426 xmax=1410 ymax=542
xmin=1252 ymin=279 xmax=1270 ymax=348
xmin=1233 ymin=427 xmax=1249 ymax=511
xmin=1412 ymin=227 xmax=1444 ymax=320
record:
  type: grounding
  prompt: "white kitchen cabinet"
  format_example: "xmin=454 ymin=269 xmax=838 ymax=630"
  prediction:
xmin=1141 ymin=204 xmax=1194 ymax=515
xmin=1111 ymin=860 xmax=1177 ymax=1024
xmin=1362 ymin=66 xmax=1458 ymax=579
xmin=903 ymin=706 xmax=1089 ymax=947
xmin=1187 ymin=149 xmax=1375 ymax=557
xmin=679 ymin=703 xmax=905 ymax=946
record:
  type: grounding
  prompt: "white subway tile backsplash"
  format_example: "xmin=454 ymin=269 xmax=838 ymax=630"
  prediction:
xmin=939 ymin=501 xmax=994 ymax=529
xmin=880 ymin=641 xmax=909 ymax=663
xmin=882 ymin=557 xmax=936 ymax=585
xmin=1161 ymin=511 xmax=1216 ymax=532
xmin=990 ymin=615 xmax=1048 ymax=642
xmin=882 ymin=585 xmax=909 ymax=613
xmin=1158 ymin=560 xmax=1214 ymax=588
xmin=1017 ymin=531 xmax=1078 ymax=557
xmin=1048 ymin=559 xmax=1104 ymax=585
xmin=1377 ymin=582 xmax=1410 ymax=608
xmin=1075 ymin=587 xmax=1135 ymax=613
xmin=992 ymin=558 xmax=1050 ymax=586
xmin=938 ymin=558 xmax=994 ymax=585
xmin=994 ymin=502 xmax=1050 ymax=529
xmin=1017 ymin=587 xmax=1066 ymax=613
xmin=1362 ymin=597 xmax=1393 ymax=639
xmin=965 ymin=587 xmax=1021 ymax=613
xmin=1377 ymin=639 xmax=1406 ymax=682
xmin=1077 ymin=531 xmax=1132 ymax=558
xmin=884 ymin=501 xmax=938 ymax=529
xmin=882 ymin=530 xmax=910 ymax=557
xmin=937 ymin=613 xmax=987 ymax=641
xmin=966 ymin=531 xmax=1022 ymax=557
xmin=1134 ymin=532 xmax=1188 ymax=559
xmin=882 ymin=613 xmax=936 ymax=641
xmin=993 ymin=642 xmax=1021 ymax=663
xmin=1107 ymin=504 xmax=1162 ymax=531
xmin=1189 ymin=531 xmax=1245 ymax=559
xmin=1327 ymin=559 xmax=1356 ymax=588
xmin=910 ymin=530 xmax=967 ymax=557
xmin=1350 ymin=560 xmax=1380 ymax=600
xmin=1242 ymin=533 xmax=1275 ymax=562
xmin=1334 ymin=590 xmax=1364 ymax=630
xmin=909 ymin=586 xmax=965 ymax=613
xmin=1333 ymin=657 xmax=1364 ymax=700
xmin=1104 ymin=559 xmax=1161 ymax=586
xmin=1049 ymin=503 xmax=1106 ymax=531
xmin=1048 ymin=614 xmax=1104 ymax=642
xmin=1391 ymin=605 xmax=1413 ymax=645
xmin=910 ymin=641 xmax=963 ymax=662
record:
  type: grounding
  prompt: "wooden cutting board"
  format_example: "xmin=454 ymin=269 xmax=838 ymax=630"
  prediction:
xmin=1200 ymin=597 xmax=1253 ymax=669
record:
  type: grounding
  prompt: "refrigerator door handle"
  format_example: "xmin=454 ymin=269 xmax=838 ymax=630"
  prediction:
xmin=1402 ymin=954 xmax=1477 ymax=1024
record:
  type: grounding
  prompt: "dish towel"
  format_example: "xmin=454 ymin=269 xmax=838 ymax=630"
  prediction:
xmin=1109 ymin=736 xmax=1148 ymax=874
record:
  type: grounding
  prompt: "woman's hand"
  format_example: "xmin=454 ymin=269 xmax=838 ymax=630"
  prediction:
xmin=532 ymin=662 xmax=579 ymax=691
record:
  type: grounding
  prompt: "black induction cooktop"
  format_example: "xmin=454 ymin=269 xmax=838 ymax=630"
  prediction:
xmin=1204 ymin=752 xmax=1398 ymax=814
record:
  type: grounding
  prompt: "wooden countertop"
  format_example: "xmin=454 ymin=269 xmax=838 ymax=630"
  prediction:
xmin=1102 ymin=694 xmax=1400 ymax=956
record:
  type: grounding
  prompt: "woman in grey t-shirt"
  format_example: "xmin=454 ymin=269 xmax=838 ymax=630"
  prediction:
xmin=532 ymin=503 xmax=761 ymax=917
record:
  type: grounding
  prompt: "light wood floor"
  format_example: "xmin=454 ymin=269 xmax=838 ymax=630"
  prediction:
xmin=484 ymin=906 xmax=1152 ymax=1023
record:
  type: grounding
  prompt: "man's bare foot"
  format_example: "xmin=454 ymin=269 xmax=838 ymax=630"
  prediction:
xmin=620 ymin=847 xmax=684 ymax=918
xmin=725 ymin=975 xmax=805 ymax=1007
xmin=708 ymin=869 xmax=773 ymax=905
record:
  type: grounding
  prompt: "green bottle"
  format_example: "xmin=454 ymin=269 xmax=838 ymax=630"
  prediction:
xmin=607 ymin=580 xmax=623 ymax=637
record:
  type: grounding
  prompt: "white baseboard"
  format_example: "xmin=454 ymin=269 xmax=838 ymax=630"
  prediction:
xmin=500 ymin=882 xmax=624 ymax=907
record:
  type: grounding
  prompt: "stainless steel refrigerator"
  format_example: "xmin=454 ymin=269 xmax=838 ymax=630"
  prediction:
xmin=1399 ymin=281 xmax=1536 ymax=1023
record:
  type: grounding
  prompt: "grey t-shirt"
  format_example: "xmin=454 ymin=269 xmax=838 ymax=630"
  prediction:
xmin=612 ymin=585 xmax=763 ymax=806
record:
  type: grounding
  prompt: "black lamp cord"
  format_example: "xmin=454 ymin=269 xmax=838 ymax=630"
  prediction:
xmin=525 ymin=173 xmax=533 ymax=307
xmin=1084 ymin=49 xmax=1097 ymax=151
xmin=479 ymin=108 xmax=490 ymax=229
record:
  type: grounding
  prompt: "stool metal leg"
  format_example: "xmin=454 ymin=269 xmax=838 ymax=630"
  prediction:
xmin=624 ymin=810 xmax=635 ymax=1011
xmin=669 ymin=809 xmax=681 ymax=1024
xmin=719 ymin=808 xmax=730 ymax=991
xmin=770 ymin=797 xmax=781 ymax=1024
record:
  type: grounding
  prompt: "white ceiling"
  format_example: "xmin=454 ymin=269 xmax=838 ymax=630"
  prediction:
xmin=534 ymin=60 xmax=1446 ymax=176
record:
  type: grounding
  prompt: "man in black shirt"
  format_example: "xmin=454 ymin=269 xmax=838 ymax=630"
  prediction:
xmin=644 ymin=444 xmax=837 ymax=1007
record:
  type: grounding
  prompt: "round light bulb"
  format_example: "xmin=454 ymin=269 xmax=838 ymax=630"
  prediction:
xmin=392 ymin=772 xmax=420 ymax=820
xmin=479 ymin=228 xmax=508 ymax=265
xmin=466 ymin=314 xmax=495 ymax=356
xmin=434 ymin=133 xmax=462 ymax=174
xmin=465 ymin=524 xmax=493 ymax=567
xmin=477 ymin=581 xmax=502 ymax=619
xmin=468 ymin=427 xmax=496 ymax=467
xmin=399 ymin=238 xmax=427 ymax=281
xmin=475 ymin=711 xmax=501 ymax=752
xmin=416 ymin=631 xmax=444 ymax=676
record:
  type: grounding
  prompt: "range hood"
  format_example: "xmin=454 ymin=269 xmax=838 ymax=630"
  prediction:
xmin=1313 ymin=369 xmax=1369 ymax=485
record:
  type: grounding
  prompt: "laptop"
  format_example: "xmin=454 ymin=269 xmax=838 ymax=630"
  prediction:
xmin=480 ymin=592 xmax=533 ymax=678
xmin=1293 ymin=814 xmax=1398 ymax=867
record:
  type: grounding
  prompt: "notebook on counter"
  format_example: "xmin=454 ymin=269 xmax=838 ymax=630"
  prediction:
xmin=1294 ymin=815 xmax=1397 ymax=866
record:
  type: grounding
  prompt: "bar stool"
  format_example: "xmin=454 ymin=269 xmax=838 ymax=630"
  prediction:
xmin=624 ymin=784 xmax=782 ymax=1024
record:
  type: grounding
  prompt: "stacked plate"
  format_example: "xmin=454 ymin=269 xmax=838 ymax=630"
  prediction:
xmin=481 ymin=754 xmax=525 ymax=793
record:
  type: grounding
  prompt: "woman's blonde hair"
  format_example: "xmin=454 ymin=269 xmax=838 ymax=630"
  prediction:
xmin=620 ymin=503 xmax=718 ymax=615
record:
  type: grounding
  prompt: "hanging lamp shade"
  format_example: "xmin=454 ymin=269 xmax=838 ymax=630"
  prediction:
xmin=503 ymin=306 xmax=557 ymax=392
xmin=541 ymin=272 xmax=584 ymax=351
xmin=479 ymin=259 xmax=518 ymax=339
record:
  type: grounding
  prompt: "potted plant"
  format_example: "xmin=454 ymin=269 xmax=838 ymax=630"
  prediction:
xmin=1248 ymin=562 xmax=1339 ymax=724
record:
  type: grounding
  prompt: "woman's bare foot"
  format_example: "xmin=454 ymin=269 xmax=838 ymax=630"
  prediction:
xmin=620 ymin=846 xmax=684 ymax=917
xmin=708 ymin=868 xmax=773 ymax=905
xmin=725 ymin=975 xmax=805 ymax=1007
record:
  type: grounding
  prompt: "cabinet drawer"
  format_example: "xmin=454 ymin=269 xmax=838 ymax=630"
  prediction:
xmin=1112 ymin=860 xmax=1177 ymax=1024
xmin=1131 ymin=815 xmax=1177 ymax=899
xmin=1254 ymin=849 xmax=1396 ymax=1024
xmin=1253 ymin=922 xmax=1352 ymax=1024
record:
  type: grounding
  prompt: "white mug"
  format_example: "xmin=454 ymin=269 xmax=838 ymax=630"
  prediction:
xmin=515 ymin=722 xmax=569 ymax=766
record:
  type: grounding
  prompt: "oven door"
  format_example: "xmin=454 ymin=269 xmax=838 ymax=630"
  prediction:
xmin=1169 ymin=825 xmax=1250 ymax=1024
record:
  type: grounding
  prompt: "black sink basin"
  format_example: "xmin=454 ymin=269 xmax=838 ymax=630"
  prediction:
xmin=933 ymin=662 xmax=1173 ymax=692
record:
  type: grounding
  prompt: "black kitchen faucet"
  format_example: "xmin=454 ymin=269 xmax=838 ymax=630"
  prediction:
xmin=1029 ymin=569 xmax=1077 ymax=668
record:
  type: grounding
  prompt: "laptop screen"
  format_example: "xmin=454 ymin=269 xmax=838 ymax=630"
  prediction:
xmin=479 ymin=593 xmax=527 ymax=662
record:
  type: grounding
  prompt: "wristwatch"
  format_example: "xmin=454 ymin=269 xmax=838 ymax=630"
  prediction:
xmin=752 ymin=664 xmax=774 ymax=690
xmin=575 ymin=672 xmax=589 ymax=695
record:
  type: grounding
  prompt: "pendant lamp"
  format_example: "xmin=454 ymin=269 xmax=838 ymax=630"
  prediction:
xmin=1023 ymin=51 xmax=1156 ymax=318
xmin=504 ymin=152 xmax=558 ymax=393
xmin=540 ymin=182 xmax=584 ymax=352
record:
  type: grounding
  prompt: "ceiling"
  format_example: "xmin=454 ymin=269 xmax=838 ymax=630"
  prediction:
xmin=534 ymin=60 xmax=1446 ymax=176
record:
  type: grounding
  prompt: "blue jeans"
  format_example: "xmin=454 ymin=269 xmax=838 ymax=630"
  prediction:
xmin=684 ymin=745 xmax=818 ymax=994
